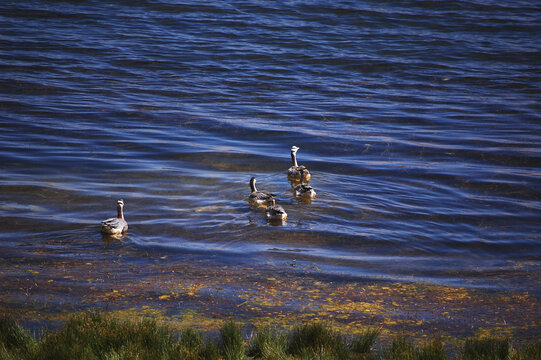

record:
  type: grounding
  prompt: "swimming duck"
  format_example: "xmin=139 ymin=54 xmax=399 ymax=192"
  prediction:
xmin=101 ymin=199 xmax=128 ymax=236
xmin=293 ymin=168 xmax=316 ymax=199
xmin=265 ymin=198 xmax=287 ymax=222
xmin=248 ymin=177 xmax=275 ymax=208
xmin=287 ymin=146 xmax=311 ymax=182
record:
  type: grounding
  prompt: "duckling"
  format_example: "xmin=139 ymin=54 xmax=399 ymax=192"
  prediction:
xmin=248 ymin=177 xmax=275 ymax=208
xmin=265 ymin=198 xmax=287 ymax=222
xmin=287 ymin=146 xmax=311 ymax=182
xmin=293 ymin=168 xmax=316 ymax=199
xmin=101 ymin=199 xmax=128 ymax=236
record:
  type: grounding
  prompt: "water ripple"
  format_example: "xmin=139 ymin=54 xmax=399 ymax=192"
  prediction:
xmin=1 ymin=0 xmax=540 ymax=290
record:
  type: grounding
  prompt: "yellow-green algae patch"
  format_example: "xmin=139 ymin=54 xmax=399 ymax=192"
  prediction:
xmin=105 ymin=307 xmax=224 ymax=332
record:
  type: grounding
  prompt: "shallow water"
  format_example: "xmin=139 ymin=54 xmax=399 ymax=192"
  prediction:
xmin=1 ymin=0 xmax=540 ymax=292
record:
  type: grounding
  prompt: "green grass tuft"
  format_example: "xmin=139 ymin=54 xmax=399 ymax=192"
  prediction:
xmin=383 ymin=335 xmax=450 ymax=360
xmin=419 ymin=338 xmax=448 ymax=360
xmin=350 ymin=327 xmax=381 ymax=355
xmin=511 ymin=342 xmax=541 ymax=360
xmin=247 ymin=327 xmax=288 ymax=360
xmin=179 ymin=327 xmax=203 ymax=349
xmin=37 ymin=312 xmax=176 ymax=360
xmin=192 ymin=339 xmax=220 ymax=360
xmin=174 ymin=327 xmax=204 ymax=359
xmin=384 ymin=335 xmax=418 ymax=360
xmin=0 ymin=317 xmax=36 ymax=360
xmin=219 ymin=320 xmax=245 ymax=360
xmin=460 ymin=336 xmax=510 ymax=360
xmin=287 ymin=322 xmax=347 ymax=360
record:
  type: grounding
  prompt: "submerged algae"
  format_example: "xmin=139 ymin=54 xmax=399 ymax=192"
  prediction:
xmin=0 ymin=244 xmax=539 ymax=343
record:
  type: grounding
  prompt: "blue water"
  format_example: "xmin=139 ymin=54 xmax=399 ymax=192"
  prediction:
xmin=1 ymin=0 xmax=540 ymax=291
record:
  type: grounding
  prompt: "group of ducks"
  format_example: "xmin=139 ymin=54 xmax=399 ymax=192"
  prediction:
xmin=248 ymin=146 xmax=316 ymax=223
xmin=100 ymin=146 xmax=315 ymax=236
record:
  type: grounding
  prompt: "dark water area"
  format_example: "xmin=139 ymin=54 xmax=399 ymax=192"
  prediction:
xmin=1 ymin=0 xmax=540 ymax=294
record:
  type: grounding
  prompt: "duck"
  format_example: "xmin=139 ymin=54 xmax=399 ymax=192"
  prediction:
xmin=287 ymin=146 xmax=311 ymax=182
xmin=293 ymin=168 xmax=316 ymax=199
xmin=265 ymin=198 xmax=287 ymax=222
xmin=101 ymin=199 xmax=128 ymax=236
xmin=248 ymin=177 xmax=275 ymax=208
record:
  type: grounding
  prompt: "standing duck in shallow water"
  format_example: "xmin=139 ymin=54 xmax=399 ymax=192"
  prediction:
xmin=101 ymin=199 xmax=128 ymax=236
xmin=265 ymin=198 xmax=287 ymax=222
xmin=287 ymin=146 xmax=311 ymax=182
xmin=293 ymin=168 xmax=316 ymax=199
xmin=248 ymin=177 xmax=275 ymax=208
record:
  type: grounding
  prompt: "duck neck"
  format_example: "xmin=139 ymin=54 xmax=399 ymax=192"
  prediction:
xmin=250 ymin=179 xmax=257 ymax=192
xmin=117 ymin=205 xmax=124 ymax=219
xmin=291 ymin=151 xmax=298 ymax=167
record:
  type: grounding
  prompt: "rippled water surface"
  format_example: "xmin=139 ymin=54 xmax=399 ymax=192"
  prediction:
xmin=1 ymin=0 xmax=540 ymax=291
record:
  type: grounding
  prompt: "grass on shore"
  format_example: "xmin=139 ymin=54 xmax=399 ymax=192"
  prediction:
xmin=1 ymin=312 xmax=540 ymax=360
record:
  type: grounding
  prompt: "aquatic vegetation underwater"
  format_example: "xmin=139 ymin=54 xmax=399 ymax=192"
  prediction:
xmin=1 ymin=312 xmax=540 ymax=360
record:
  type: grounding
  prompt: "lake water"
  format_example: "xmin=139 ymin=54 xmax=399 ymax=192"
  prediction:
xmin=1 ymin=0 xmax=540 ymax=293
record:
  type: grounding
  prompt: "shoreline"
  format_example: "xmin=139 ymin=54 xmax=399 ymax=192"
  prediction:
xmin=1 ymin=243 xmax=539 ymax=344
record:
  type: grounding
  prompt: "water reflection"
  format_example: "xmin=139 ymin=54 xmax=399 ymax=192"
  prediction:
xmin=102 ymin=233 xmax=126 ymax=242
